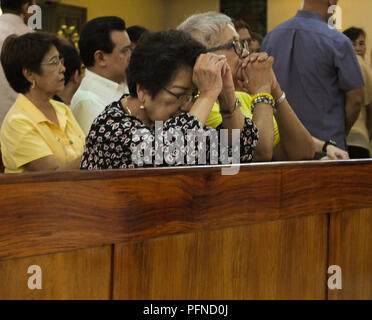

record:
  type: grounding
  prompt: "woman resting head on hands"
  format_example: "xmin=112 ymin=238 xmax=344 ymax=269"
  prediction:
xmin=0 ymin=32 xmax=85 ymax=173
xmin=81 ymin=29 xmax=259 ymax=170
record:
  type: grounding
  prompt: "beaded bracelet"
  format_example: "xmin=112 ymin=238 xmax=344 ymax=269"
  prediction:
xmin=251 ymin=93 xmax=276 ymax=114
xmin=252 ymin=93 xmax=275 ymax=101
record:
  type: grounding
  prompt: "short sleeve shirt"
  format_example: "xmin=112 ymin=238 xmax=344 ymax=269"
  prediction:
xmin=70 ymin=69 xmax=128 ymax=135
xmin=261 ymin=10 xmax=364 ymax=150
xmin=0 ymin=94 xmax=85 ymax=173
xmin=206 ymin=91 xmax=280 ymax=147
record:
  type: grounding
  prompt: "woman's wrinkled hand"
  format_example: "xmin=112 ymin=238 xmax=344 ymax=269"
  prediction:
xmin=193 ymin=53 xmax=226 ymax=99
xmin=241 ymin=51 xmax=269 ymax=69
xmin=238 ymin=55 xmax=274 ymax=95
xmin=218 ymin=60 xmax=238 ymax=113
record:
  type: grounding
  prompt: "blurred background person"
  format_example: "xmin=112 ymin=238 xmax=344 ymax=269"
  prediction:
xmin=251 ymin=31 xmax=263 ymax=53
xmin=0 ymin=0 xmax=34 ymax=126
xmin=234 ymin=19 xmax=264 ymax=54
xmin=53 ymin=41 xmax=83 ymax=106
xmin=344 ymin=27 xmax=367 ymax=59
xmin=261 ymin=0 xmax=364 ymax=158
xmin=344 ymin=27 xmax=372 ymax=158
xmin=127 ymin=25 xmax=148 ymax=49
xmin=0 ymin=32 xmax=85 ymax=173
xmin=234 ymin=19 xmax=252 ymax=44
xmin=71 ymin=16 xmax=131 ymax=135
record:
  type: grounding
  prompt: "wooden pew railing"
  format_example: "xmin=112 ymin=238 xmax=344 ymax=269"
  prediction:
xmin=0 ymin=160 xmax=371 ymax=300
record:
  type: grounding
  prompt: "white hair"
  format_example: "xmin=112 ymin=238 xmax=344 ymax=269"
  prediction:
xmin=177 ymin=12 xmax=234 ymax=48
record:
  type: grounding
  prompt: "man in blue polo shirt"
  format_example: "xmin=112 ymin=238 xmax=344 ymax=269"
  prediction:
xmin=261 ymin=0 xmax=364 ymax=154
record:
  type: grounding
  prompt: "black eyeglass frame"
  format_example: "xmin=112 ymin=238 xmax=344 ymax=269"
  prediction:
xmin=162 ymin=87 xmax=197 ymax=104
xmin=207 ymin=39 xmax=251 ymax=57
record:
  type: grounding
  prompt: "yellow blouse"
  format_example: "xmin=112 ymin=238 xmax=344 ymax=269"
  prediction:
xmin=206 ymin=91 xmax=280 ymax=147
xmin=0 ymin=94 xmax=85 ymax=173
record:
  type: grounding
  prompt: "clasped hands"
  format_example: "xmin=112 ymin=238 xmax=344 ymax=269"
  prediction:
xmin=237 ymin=52 xmax=280 ymax=98
xmin=191 ymin=52 xmax=280 ymax=113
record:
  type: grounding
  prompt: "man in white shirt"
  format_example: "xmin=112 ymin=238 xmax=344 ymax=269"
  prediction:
xmin=0 ymin=0 xmax=33 ymax=126
xmin=71 ymin=16 xmax=132 ymax=135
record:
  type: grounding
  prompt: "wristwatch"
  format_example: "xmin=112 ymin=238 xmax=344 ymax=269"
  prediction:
xmin=322 ymin=140 xmax=337 ymax=153
xmin=220 ymin=98 xmax=242 ymax=115
xmin=275 ymin=91 xmax=286 ymax=107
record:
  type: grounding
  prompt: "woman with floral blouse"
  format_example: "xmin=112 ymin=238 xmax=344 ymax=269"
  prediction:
xmin=80 ymin=30 xmax=266 ymax=170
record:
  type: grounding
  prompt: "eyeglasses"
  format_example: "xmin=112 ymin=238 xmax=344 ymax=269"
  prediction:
xmin=41 ymin=57 xmax=65 ymax=68
xmin=207 ymin=39 xmax=251 ymax=57
xmin=162 ymin=87 xmax=197 ymax=104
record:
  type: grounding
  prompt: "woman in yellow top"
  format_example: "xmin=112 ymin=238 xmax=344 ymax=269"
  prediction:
xmin=0 ymin=32 xmax=85 ymax=173
xmin=178 ymin=12 xmax=315 ymax=162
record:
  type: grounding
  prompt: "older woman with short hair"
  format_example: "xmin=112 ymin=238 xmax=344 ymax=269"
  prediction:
xmin=178 ymin=12 xmax=317 ymax=161
xmin=80 ymin=30 xmax=261 ymax=170
xmin=0 ymin=32 xmax=85 ymax=173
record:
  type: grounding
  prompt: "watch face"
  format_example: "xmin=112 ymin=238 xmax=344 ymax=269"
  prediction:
xmin=329 ymin=140 xmax=337 ymax=146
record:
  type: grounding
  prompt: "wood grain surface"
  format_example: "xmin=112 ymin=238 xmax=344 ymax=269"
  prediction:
xmin=113 ymin=214 xmax=328 ymax=300
xmin=0 ymin=160 xmax=371 ymax=261
xmin=328 ymin=208 xmax=372 ymax=300
xmin=0 ymin=161 xmax=371 ymax=299
xmin=0 ymin=246 xmax=112 ymax=300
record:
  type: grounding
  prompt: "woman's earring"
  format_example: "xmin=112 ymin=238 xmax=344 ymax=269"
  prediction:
xmin=31 ymin=80 xmax=35 ymax=89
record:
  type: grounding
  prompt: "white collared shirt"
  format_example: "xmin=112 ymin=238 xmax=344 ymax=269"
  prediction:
xmin=71 ymin=69 xmax=128 ymax=135
xmin=0 ymin=13 xmax=32 ymax=126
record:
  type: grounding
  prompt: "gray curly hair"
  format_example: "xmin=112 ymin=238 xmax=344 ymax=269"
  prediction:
xmin=177 ymin=12 xmax=234 ymax=48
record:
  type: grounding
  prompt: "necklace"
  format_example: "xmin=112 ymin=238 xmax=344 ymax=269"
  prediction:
xmin=122 ymin=96 xmax=132 ymax=115
xmin=121 ymin=96 xmax=153 ymax=129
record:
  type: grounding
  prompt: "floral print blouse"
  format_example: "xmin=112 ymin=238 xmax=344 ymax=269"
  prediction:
xmin=80 ymin=98 xmax=259 ymax=170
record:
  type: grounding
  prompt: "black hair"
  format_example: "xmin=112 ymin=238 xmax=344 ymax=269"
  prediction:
xmin=127 ymin=29 xmax=206 ymax=99
xmin=58 ymin=43 xmax=82 ymax=85
xmin=1 ymin=32 xmax=62 ymax=94
xmin=343 ymin=27 xmax=366 ymax=42
xmin=233 ymin=19 xmax=253 ymax=34
xmin=127 ymin=25 xmax=149 ymax=44
xmin=0 ymin=0 xmax=31 ymax=12
xmin=251 ymin=32 xmax=264 ymax=44
xmin=79 ymin=16 xmax=126 ymax=68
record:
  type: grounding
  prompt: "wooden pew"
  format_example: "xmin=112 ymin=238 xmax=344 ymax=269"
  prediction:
xmin=0 ymin=160 xmax=371 ymax=300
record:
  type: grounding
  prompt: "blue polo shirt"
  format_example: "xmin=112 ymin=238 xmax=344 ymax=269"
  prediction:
xmin=261 ymin=10 xmax=364 ymax=150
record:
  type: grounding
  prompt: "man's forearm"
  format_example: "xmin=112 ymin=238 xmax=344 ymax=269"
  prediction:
xmin=345 ymin=88 xmax=363 ymax=135
xmin=345 ymin=102 xmax=361 ymax=135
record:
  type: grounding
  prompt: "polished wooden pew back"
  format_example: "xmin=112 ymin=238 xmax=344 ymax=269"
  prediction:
xmin=0 ymin=161 xmax=371 ymax=299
